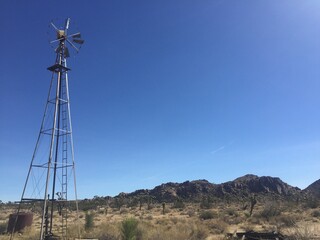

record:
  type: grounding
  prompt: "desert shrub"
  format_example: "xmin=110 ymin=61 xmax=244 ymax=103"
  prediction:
xmin=225 ymin=208 xmax=238 ymax=216
xmin=145 ymin=215 xmax=153 ymax=221
xmin=0 ymin=221 xmax=7 ymax=233
xmin=200 ymin=197 xmax=212 ymax=209
xmin=17 ymin=226 xmax=39 ymax=240
xmin=187 ymin=209 xmax=195 ymax=217
xmin=209 ymin=219 xmax=228 ymax=234
xmin=311 ymin=210 xmax=320 ymax=218
xmin=172 ymin=199 xmax=185 ymax=209
xmin=120 ymin=208 xmax=129 ymax=214
xmin=113 ymin=198 xmax=125 ymax=210
xmin=127 ymin=198 xmax=139 ymax=208
xmin=259 ymin=202 xmax=281 ymax=220
xmin=95 ymin=221 xmax=119 ymax=240
xmin=247 ymin=215 xmax=261 ymax=225
xmin=162 ymin=208 xmax=170 ymax=214
xmin=288 ymin=225 xmax=318 ymax=240
xmin=199 ymin=210 xmax=217 ymax=220
xmin=85 ymin=212 xmax=95 ymax=231
xmin=121 ymin=218 xmax=139 ymax=240
xmin=275 ymin=215 xmax=296 ymax=228
xmin=304 ymin=198 xmax=319 ymax=209
xmin=171 ymin=217 xmax=178 ymax=224
xmin=79 ymin=199 xmax=98 ymax=211
xmin=244 ymin=212 xmax=250 ymax=218
xmin=189 ymin=224 xmax=209 ymax=240
xmin=148 ymin=226 xmax=190 ymax=240
xmin=100 ymin=234 xmax=119 ymax=240
xmin=67 ymin=223 xmax=83 ymax=238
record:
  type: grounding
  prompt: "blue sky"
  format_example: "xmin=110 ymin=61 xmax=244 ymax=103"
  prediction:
xmin=1 ymin=0 xmax=320 ymax=202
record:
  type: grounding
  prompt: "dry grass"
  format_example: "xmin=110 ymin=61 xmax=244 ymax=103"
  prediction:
xmin=1 ymin=201 xmax=320 ymax=240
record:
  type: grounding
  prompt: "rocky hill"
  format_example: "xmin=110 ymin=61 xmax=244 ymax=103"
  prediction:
xmin=304 ymin=179 xmax=320 ymax=198
xmin=116 ymin=174 xmax=308 ymax=202
xmin=216 ymin=174 xmax=301 ymax=197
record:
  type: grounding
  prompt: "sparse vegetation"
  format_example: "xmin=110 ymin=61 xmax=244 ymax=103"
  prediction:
xmin=1 ymin=199 xmax=320 ymax=240
xmin=305 ymin=197 xmax=319 ymax=209
xmin=259 ymin=201 xmax=281 ymax=220
xmin=172 ymin=199 xmax=185 ymax=209
xmin=121 ymin=218 xmax=139 ymax=240
xmin=199 ymin=210 xmax=217 ymax=220
xmin=1 ymin=175 xmax=320 ymax=240
xmin=200 ymin=197 xmax=213 ymax=209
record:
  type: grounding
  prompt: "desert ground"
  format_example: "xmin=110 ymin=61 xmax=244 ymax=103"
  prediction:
xmin=0 ymin=199 xmax=320 ymax=240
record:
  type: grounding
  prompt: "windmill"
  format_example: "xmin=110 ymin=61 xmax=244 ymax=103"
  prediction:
xmin=10 ymin=18 xmax=84 ymax=240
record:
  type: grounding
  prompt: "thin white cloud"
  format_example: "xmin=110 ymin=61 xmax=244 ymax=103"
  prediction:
xmin=211 ymin=145 xmax=225 ymax=154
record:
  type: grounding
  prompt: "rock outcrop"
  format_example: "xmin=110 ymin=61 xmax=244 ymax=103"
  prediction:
xmin=117 ymin=174 xmax=304 ymax=202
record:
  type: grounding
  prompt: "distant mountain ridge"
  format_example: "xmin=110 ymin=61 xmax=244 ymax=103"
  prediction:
xmin=304 ymin=179 xmax=320 ymax=198
xmin=115 ymin=174 xmax=318 ymax=202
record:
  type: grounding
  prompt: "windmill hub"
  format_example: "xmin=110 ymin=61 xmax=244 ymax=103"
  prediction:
xmin=57 ymin=30 xmax=66 ymax=39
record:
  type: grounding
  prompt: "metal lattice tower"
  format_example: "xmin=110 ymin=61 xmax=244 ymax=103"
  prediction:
xmin=10 ymin=18 xmax=84 ymax=240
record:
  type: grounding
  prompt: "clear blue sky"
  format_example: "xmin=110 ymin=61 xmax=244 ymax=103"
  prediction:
xmin=1 ymin=0 xmax=320 ymax=202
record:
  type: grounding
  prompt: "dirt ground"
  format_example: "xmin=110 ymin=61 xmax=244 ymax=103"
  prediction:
xmin=0 ymin=201 xmax=320 ymax=239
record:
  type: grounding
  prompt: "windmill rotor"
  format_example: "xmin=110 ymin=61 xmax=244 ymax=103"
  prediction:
xmin=48 ymin=18 xmax=84 ymax=58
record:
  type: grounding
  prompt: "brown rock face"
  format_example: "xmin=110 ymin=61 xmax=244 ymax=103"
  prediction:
xmin=121 ymin=174 xmax=302 ymax=202
xmin=304 ymin=179 xmax=320 ymax=198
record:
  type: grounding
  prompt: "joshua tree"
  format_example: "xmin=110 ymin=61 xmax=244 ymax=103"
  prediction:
xmin=162 ymin=202 xmax=166 ymax=215
xmin=249 ymin=194 xmax=257 ymax=216
xmin=139 ymin=199 xmax=142 ymax=211
xmin=147 ymin=196 xmax=154 ymax=210
xmin=105 ymin=198 xmax=109 ymax=215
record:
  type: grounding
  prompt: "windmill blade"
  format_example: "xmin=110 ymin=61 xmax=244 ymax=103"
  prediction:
xmin=70 ymin=32 xmax=81 ymax=38
xmin=50 ymin=22 xmax=59 ymax=32
xmin=50 ymin=37 xmax=64 ymax=44
xmin=65 ymin=18 xmax=70 ymax=31
xmin=64 ymin=47 xmax=70 ymax=58
xmin=67 ymin=39 xmax=79 ymax=52
xmin=73 ymin=39 xmax=84 ymax=44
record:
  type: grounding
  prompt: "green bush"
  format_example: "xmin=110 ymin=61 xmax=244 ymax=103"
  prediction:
xmin=84 ymin=212 xmax=94 ymax=231
xmin=199 ymin=210 xmax=217 ymax=220
xmin=121 ymin=218 xmax=139 ymax=240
